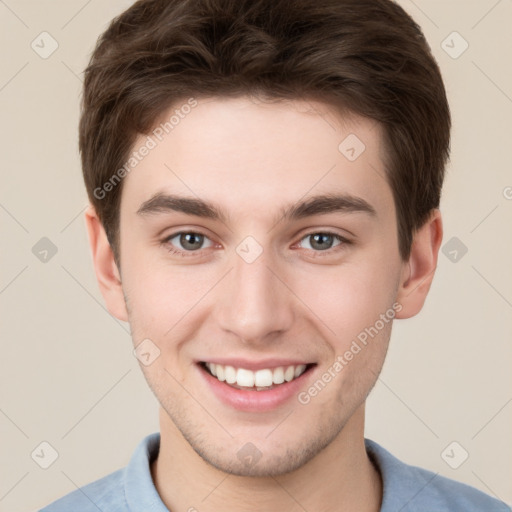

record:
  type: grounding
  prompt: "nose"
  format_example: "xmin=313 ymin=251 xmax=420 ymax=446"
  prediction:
xmin=216 ymin=248 xmax=294 ymax=344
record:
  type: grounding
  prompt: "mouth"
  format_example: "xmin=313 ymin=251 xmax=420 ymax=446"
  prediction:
xmin=199 ymin=361 xmax=315 ymax=391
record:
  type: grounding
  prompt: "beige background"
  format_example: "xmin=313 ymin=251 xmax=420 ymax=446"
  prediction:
xmin=1 ymin=1 xmax=511 ymax=511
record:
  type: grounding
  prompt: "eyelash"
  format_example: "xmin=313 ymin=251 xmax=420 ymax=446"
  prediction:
xmin=161 ymin=231 xmax=352 ymax=258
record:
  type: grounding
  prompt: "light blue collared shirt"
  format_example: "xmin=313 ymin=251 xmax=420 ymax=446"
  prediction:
xmin=39 ymin=432 xmax=510 ymax=511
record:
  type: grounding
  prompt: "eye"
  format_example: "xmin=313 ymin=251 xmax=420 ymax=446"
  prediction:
xmin=164 ymin=231 xmax=214 ymax=254
xmin=298 ymin=232 xmax=348 ymax=252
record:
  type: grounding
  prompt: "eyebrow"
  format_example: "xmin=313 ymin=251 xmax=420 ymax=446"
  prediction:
xmin=136 ymin=192 xmax=377 ymax=224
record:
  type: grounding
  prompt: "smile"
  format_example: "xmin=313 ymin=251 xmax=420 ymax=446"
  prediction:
xmin=197 ymin=359 xmax=316 ymax=411
xmin=202 ymin=362 xmax=310 ymax=390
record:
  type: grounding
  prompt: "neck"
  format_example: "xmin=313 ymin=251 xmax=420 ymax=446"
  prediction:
xmin=151 ymin=405 xmax=382 ymax=512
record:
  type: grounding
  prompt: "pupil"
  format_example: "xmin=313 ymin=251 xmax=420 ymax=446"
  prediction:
xmin=311 ymin=233 xmax=332 ymax=250
xmin=181 ymin=233 xmax=203 ymax=250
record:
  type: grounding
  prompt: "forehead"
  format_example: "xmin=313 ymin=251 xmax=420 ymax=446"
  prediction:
xmin=120 ymin=96 xmax=393 ymax=221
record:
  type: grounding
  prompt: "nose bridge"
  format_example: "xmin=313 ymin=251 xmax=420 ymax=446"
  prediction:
xmin=217 ymin=243 xmax=293 ymax=342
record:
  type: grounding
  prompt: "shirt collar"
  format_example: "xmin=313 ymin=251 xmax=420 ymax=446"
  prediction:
xmin=124 ymin=432 xmax=169 ymax=511
xmin=365 ymin=438 xmax=442 ymax=512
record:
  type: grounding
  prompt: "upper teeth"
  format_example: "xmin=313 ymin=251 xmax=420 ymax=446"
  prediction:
xmin=205 ymin=363 xmax=307 ymax=388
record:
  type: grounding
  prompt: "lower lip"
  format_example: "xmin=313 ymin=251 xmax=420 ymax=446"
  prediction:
xmin=198 ymin=364 xmax=314 ymax=412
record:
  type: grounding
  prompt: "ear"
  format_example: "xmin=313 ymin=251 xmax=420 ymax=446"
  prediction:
xmin=84 ymin=205 xmax=129 ymax=322
xmin=395 ymin=209 xmax=443 ymax=319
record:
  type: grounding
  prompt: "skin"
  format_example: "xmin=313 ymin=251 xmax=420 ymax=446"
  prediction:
xmin=86 ymin=96 xmax=442 ymax=512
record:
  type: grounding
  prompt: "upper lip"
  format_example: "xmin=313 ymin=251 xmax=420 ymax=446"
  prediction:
xmin=198 ymin=358 xmax=314 ymax=371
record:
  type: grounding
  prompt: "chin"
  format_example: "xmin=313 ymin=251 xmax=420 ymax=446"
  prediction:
xmin=180 ymin=420 xmax=344 ymax=478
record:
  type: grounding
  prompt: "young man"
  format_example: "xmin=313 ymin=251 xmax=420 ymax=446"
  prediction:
xmin=40 ymin=0 xmax=509 ymax=510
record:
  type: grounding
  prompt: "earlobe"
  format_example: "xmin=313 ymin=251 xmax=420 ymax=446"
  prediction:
xmin=84 ymin=205 xmax=129 ymax=322
xmin=395 ymin=209 xmax=443 ymax=319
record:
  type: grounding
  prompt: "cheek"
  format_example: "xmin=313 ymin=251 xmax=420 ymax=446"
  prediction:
xmin=122 ymin=258 xmax=215 ymax=339
xmin=295 ymin=258 xmax=400 ymax=345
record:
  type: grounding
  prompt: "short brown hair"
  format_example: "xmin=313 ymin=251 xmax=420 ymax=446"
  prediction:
xmin=79 ymin=0 xmax=450 ymax=262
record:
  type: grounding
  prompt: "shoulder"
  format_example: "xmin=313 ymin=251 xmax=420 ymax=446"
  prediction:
xmin=38 ymin=468 xmax=127 ymax=511
xmin=365 ymin=439 xmax=511 ymax=512
xmin=38 ymin=432 xmax=162 ymax=512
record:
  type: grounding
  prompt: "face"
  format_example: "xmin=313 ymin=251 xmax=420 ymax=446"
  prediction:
xmin=115 ymin=96 xmax=407 ymax=476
